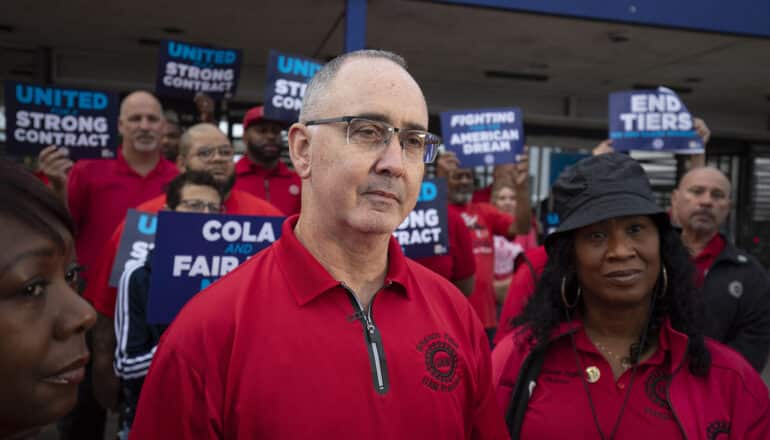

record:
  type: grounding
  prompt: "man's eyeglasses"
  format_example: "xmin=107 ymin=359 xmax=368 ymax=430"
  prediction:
xmin=193 ymin=145 xmax=235 ymax=161
xmin=177 ymin=199 xmax=223 ymax=213
xmin=303 ymin=116 xmax=441 ymax=163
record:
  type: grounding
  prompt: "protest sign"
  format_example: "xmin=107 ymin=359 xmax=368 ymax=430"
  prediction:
xmin=155 ymin=39 xmax=242 ymax=100
xmin=110 ymin=210 xmax=157 ymax=287
xmin=394 ymin=179 xmax=449 ymax=258
xmin=147 ymin=211 xmax=283 ymax=323
xmin=263 ymin=50 xmax=322 ymax=122
xmin=440 ymin=107 xmax=524 ymax=167
xmin=608 ymin=87 xmax=703 ymax=154
xmin=3 ymin=81 xmax=118 ymax=159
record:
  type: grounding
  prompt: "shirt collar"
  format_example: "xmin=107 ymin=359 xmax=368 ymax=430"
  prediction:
xmin=553 ymin=318 xmax=686 ymax=371
xmin=274 ymin=215 xmax=411 ymax=307
xmin=114 ymin=146 xmax=175 ymax=178
xmin=694 ymin=233 xmax=726 ymax=262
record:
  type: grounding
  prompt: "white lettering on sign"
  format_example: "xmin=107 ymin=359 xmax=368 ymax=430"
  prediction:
xmin=172 ymin=255 xmax=240 ymax=277
xmin=398 ymin=209 xmax=440 ymax=230
xmin=449 ymin=112 xmax=516 ymax=127
xmin=202 ymin=220 xmax=276 ymax=243
xmin=393 ymin=228 xmax=442 ymax=245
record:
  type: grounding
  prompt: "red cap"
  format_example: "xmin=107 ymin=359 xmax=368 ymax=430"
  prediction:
xmin=242 ymin=106 xmax=266 ymax=130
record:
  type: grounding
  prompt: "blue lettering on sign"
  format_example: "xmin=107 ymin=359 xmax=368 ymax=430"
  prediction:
xmin=15 ymin=84 xmax=108 ymax=110
xmin=276 ymin=55 xmax=321 ymax=78
xmin=418 ymin=181 xmax=437 ymax=202
xmin=200 ymin=278 xmax=213 ymax=290
xmin=167 ymin=41 xmax=237 ymax=65
xmin=137 ymin=214 xmax=157 ymax=235
xmin=224 ymin=243 xmax=254 ymax=254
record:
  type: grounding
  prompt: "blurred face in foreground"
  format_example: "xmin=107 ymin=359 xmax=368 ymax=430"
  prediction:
xmin=0 ymin=216 xmax=96 ymax=436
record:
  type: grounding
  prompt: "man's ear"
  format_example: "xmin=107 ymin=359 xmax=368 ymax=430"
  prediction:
xmin=288 ymin=123 xmax=312 ymax=179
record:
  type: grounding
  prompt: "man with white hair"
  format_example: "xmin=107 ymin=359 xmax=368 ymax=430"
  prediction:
xmin=132 ymin=50 xmax=508 ymax=439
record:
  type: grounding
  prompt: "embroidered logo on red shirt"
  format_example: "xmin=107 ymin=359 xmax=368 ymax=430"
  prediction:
xmin=417 ymin=333 xmax=462 ymax=392
xmin=706 ymin=420 xmax=730 ymax=439
xmin=644 ymin=368 xmax=674 ymax=420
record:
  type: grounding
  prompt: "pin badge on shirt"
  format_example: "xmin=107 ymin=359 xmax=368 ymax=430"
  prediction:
xmin=728 ymin=281 xmax=743 ymax=299
xmin=585 ymin=366 xmax=601 ymax=383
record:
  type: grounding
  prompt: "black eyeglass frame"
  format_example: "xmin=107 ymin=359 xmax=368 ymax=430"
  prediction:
xmin=303 ymin=116 xmax=441 ymax=163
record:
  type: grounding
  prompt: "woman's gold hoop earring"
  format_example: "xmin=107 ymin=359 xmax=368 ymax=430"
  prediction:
xmin=561 ymin=276 xmax=581 ymax=309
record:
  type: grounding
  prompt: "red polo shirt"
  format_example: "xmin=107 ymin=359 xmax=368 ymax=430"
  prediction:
xmin=82 ymin=189 xmax=283 ymax=318
xmin=67 ymin=148 xmax=178 ymax=281
xmin=493 ymin=321 xmax=682 ymax=439
xmin=692 ymin=234 xmax=726 ymax=288
xmin=131 ymin=216 xmax=508 ymax=439
xmin=233 ymin=156 xmax=301 ymax=215
xmin=453 ymin=202 xmax=514 ymax=329
xmin=414 ymin=206 xmax=476 ymax=282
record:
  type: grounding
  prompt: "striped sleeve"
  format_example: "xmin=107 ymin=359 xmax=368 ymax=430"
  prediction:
xmin=113 ymin=259 xmax=157 ymax=380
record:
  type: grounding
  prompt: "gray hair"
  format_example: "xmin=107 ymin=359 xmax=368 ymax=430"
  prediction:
xmin=299 ymin=50 xmax=407 ymax=122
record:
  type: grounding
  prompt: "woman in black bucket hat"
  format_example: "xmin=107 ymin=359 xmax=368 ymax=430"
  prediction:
xmin=491 ymin=153 xmax=769 ymax=439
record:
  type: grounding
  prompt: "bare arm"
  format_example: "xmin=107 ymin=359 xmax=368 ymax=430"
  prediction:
xmin=508 ymin=149 xmax=531 ymax=236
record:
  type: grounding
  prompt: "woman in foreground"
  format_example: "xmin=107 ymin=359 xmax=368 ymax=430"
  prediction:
xmin=492 ymin=153 xmax=769 ymax=439
xmin=0 ymin=161 xmax=96 ymax=439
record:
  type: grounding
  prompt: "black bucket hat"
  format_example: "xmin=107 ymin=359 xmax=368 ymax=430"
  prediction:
xmin=544 ymin=153 xmax=668 ymax=254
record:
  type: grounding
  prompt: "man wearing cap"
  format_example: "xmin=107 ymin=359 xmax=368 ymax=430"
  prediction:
xmin=234 ymin=106 xmax=302 ymax=215
xmin=672 ymin=167 xmax=770 ymax=371
xmin=131 ymin=49 xmax=508 ymax=439
xmin=83 ymin=123 xmax=283 ymax=412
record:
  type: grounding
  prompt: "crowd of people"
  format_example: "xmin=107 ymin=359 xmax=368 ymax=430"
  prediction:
xmin=1 ymin=48 xmax=768 ymax=439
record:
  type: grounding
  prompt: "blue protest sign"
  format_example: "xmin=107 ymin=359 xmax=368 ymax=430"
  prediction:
xmin=394 ymin=179 xmax=449 ymax=258
xmin=109 ymin=209 xmax=157 ymax=287
xmin=608 ymin=87 xmax=703 ymax=154
xmin=3 ymin=81 xmax=119 ymax=159
xmin=155 ymin=39 xmax=242 ymax=100
xmin=263 ymin=50 xmax=322 ymax=122
xmin=147 ymin=212 xmax=283 ymax=323
xmin=440 ymin=107 xmax=524 ymax=167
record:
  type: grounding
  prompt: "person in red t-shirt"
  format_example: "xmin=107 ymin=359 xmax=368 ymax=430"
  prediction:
xmin=84 ymin=123 xmax=283 ymax=412
xmin=413 ymin=203 xmax=477 ymax=295
xmin=233 ymin=106 xmax=302 ymax=215
xmin=493 ymin=245 xmax=548 ymax=346
xmin=38 ymin=91 xmax=178 ymax=286
xmin=439 ymin=151 xmax=531 ymax=342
